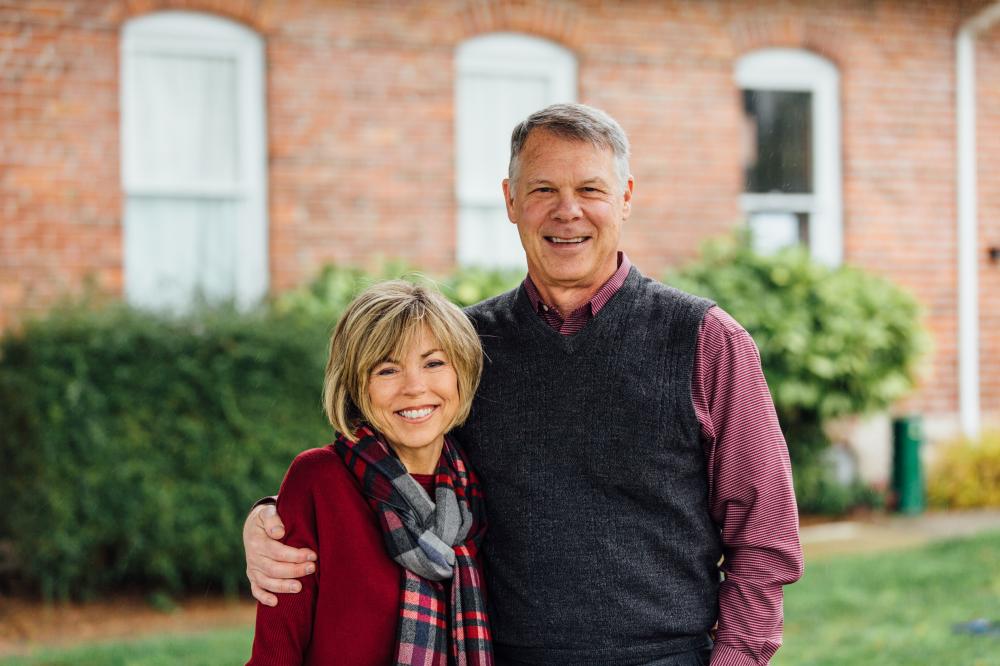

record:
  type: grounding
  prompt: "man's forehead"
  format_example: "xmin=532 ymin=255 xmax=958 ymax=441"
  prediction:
xmin=522 ymin=128 xmax=607 ymax=153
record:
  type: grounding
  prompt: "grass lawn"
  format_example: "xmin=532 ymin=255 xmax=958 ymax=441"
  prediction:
xmin=0 ymin=628 xmax=253 ymax=666
xmin=2 ymin=531 xmax=997 ymax=665
xmin=775 ymin=530 xmax=1000 ymax=665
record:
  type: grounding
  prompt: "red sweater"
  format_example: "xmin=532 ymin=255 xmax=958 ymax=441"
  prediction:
xmin=247 ymin=446 xmax=435 ymax=666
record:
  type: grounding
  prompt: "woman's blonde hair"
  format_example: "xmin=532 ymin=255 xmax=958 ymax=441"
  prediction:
xmin=323 ymin=280 xmax=483 ymax=441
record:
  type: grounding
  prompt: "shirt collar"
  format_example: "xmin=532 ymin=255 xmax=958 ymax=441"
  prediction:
xmin=523 ymin=251 xmax=632 ymax=318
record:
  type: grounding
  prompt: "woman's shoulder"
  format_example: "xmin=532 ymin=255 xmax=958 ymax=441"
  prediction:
xmin=279 ymin=445 xmax=350 ymax=492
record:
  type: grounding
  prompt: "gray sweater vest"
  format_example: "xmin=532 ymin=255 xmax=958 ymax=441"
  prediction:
xmin=457 ymin=267 xmax=720 ymax=665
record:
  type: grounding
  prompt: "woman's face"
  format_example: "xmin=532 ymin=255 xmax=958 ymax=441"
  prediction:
xmin=367 ymin=325 xmax=460 ymax=472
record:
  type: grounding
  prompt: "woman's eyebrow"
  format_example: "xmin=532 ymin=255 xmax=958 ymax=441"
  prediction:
xmin=421 ymin=348 xmax=445 ymax=358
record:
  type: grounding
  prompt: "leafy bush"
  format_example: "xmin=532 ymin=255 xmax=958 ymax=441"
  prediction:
xmin=272 ymin=262 xmax=523 ymax=320
xmin=927 ymin=432 xmax=1000 ymax=508
xmin=669 ymin=234 xmax=927 ymax=464
xmin=794 ymin=460 xmax=884 ymax=515
xmin=0 ymin=263 xmax=523 ymax=599
xmin=440 ymin=265 xmax=524 ymax=307
xmin=0 ymin=305 xmax=331 ymax=600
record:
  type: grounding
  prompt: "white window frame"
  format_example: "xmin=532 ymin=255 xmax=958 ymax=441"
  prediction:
xmin=735 ymin=48 xmax=843 ymax=266
xmin=120 ymin=11 xmax=268 ymax=308
xmin=455 ymin=32 xmax=577 ymax=268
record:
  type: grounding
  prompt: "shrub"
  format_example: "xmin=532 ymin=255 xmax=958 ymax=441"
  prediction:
xmin=0 ymin=263 xmax=523 ymax=599
xmin=272 ymin=262 xmax=523 ymax=319
xmin=794 ymin=460 xmax=884 ymax=515
xmin=927 ymin=432 xmax=1000 ymax=508
xmin=669 ymin=234 xmax=927 ymax=465
xmin=0 ymin=304 xmax=331 ymax=600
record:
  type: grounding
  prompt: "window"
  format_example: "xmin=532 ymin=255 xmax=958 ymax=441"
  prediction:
xmin=455 ymin=33 xmax=577 ymax=268
xmin=121 ymin=11 xmax=267 ymax=310
xmin=736 ymin=49 xmax=842 ymax=265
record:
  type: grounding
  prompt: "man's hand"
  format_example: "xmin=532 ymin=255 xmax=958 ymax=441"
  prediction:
xmin=244 ymin=503 xmax=317 ymax=607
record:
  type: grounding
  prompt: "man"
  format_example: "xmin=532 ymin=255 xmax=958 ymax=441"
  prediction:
xmin=244 ymin=103 xmax=803 ymax=665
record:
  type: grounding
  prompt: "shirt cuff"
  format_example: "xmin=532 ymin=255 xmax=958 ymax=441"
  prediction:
xmin=710 ymin=644 xmax=765 ymax=666
xmin=251 ymin=495 xmax=277 ymax=510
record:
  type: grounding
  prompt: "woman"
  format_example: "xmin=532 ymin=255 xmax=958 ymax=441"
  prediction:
xmin=247 ymin=280 xmax=493 ymax=666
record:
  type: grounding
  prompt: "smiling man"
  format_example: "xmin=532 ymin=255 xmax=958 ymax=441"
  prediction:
xmin=244 ymin=104 xmax=803 ymax=666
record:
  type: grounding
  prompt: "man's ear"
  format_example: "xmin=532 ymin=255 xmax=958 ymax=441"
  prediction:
xmin=502 ymin=178 xmax=517 ymax=224
xmin=622 ymin=175 xmax=634 ymax=221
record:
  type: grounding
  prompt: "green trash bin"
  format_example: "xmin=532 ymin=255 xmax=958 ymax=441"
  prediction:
xmin=892 ymin=415 xmax=925 ymax=514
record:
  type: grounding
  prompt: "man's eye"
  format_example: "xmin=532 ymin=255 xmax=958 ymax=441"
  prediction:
xmin=532 ymin=187 xmax=554 ymax=194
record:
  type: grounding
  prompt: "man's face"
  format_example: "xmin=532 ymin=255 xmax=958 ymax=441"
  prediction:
xmin=503 ymin=130 xmax=633 ymax=294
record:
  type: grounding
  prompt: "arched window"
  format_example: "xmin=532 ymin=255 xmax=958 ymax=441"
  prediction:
xmin=121 ymin=11 xmax=267 ymax=310
xmin=735 ymin=49 xmax=842 ymax=265
xmin=455 ymin=33 xmax=577 ymax=268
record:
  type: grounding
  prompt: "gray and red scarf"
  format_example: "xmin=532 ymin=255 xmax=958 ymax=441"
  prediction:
xmin=334 ymin=426 xmax=493 ymax=666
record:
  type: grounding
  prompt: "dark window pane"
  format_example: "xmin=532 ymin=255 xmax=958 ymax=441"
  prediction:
xmin=743 ymin=90 xmax=812 ymax=194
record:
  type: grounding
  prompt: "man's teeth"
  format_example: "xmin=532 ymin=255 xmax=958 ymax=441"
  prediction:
xmin=398 ymin=407 xmax=434 ymax=419
xmin=548 ymin=237 xmax=586 ymax=244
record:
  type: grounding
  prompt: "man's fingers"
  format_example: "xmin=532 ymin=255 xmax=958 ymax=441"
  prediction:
xmin=261 ymin=538 xmax=316 ymax=564
xmin=249 ymin=579 xmax=278 ymax=607
xmin=258 ymin=504 xmax=286 ymax=538
xmin=261 ymin=557 xmax=316 ymax=580
xmin=248 ymin=567 xmax=305 ymax=595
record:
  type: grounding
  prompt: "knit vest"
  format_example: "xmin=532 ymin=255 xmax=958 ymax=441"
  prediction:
xmin=457 ymin=267 xmax=720 ymax=666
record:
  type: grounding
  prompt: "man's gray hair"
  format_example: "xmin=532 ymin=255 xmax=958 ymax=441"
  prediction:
xmin=508 ymin=103 xmax=631 ymax=188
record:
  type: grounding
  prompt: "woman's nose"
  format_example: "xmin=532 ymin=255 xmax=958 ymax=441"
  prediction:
xmin=401 ymin=370 xmax=427 ymax=395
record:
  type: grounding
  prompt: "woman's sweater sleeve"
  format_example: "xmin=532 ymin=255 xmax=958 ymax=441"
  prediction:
xmin=246 ymin=449 xmax=325 ymax=666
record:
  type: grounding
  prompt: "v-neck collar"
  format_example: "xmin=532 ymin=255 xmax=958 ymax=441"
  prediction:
xmin=511 ymin=266 xmax=641 ymax=355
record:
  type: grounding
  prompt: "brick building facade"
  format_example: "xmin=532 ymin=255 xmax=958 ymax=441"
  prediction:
xmin=2 ymin=0 xmax=998 ymax=454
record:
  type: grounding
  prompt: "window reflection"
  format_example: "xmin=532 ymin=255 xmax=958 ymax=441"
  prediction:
xmin=743 ymin=90 xmax=813 ymax=194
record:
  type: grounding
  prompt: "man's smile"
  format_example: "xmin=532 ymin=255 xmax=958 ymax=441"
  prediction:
xmin=545 ymin=236 xmax=589 ymax=244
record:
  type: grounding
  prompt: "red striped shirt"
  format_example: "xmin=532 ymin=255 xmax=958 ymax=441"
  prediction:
xmin=523 ymin=253 xmax=804 ymax=666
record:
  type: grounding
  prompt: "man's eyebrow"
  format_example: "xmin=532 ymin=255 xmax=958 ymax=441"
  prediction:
xmin=525 ymin=178 xmax=554 ymax=187
xmin=580 ymin=177 xmax=611 ymax=186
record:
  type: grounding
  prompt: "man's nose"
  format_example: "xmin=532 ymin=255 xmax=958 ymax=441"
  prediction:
xmin=552 ymin=191 xmax=582 ymax=221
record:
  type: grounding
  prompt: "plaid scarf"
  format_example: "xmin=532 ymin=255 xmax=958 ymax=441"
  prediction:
xmin=334 ymin=426 xmax=493 ymax=666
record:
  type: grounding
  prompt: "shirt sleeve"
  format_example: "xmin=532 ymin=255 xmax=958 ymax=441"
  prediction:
xmin=691 ymin=306 xmax=805 ymax=666
xmin=247 ymin=452 xmax=322 ymax=665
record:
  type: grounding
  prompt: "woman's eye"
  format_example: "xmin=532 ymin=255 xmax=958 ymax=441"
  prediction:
xmin=374 ymin=367 xmax=397 ymax=377
xmin=426 ymin=359 xmax=446 ymax=369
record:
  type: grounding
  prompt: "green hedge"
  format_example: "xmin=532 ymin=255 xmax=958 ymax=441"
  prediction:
xmin=0 ymin=265 xmax=522 ymax=600
xmin=0 ymin=248 xmax=929 ymax=598
xmin=0 ymin=305 xmax=331 ymax=600
xmin=669 ymin=234 xmax=927 ymax=465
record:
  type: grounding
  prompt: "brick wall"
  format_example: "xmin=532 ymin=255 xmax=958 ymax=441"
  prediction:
xmin=2 ymin=0 xmax=997 ymax=429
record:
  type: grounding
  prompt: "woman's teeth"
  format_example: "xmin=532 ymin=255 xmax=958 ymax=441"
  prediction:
xmin=398 ymin=407 xmax=434 ymax=419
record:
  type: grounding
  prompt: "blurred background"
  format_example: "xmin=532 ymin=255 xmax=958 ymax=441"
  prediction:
xmin=1 ymin=1 xmax=998 ymax=664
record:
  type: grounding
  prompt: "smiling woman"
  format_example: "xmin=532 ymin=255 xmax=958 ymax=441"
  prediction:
xmin=247 ymin=280 xmax=492 ymax=666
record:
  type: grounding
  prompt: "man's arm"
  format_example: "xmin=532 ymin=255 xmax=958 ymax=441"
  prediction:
xmin=693 ymin=307 xmax=804 ymax=666
xmin=244 ymin=499 xmax=317 ymax=607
